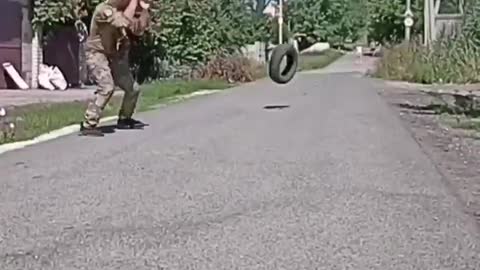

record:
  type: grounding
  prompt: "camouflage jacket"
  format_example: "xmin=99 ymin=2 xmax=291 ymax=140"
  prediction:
xmin=85 ymin=2 xmax=150 ymax=56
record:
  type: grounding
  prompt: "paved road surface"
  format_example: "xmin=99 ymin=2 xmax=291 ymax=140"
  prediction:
xmin=1 ymin=56 xmax=479 ymax=269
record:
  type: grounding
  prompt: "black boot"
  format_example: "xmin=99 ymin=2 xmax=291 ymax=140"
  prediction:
xmin=116 ymin=118 xmax=148 ymax=129
xmin=79 ymin=122 xmax=104 ymax=137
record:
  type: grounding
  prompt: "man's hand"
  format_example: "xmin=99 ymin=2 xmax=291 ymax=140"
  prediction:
xmin=130 ymin=9 xmax=150 ymax=36
xmin=128 ymin=3 xmax=151 ymax=37
xmin=123 ymin=0 xmax=139 ymax=20
xmin=138 ymin=0 xmax=150 ymax=10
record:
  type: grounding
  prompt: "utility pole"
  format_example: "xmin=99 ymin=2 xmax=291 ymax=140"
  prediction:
xmin=424 ymin=0 xmax=435 ymax=47
xmin=404 ymin=0 xmax=414 ymax=42
xmin=278 ymin=0 xmax=283 ymax=44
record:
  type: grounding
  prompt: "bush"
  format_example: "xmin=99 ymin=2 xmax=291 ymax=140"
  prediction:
xmin=374 ymin=0 xmax=480 ymax=84
xmin=128 ymin=0 xmax=269 ymax=80
xmin=374 ymin=37 xmax=480 ymax=84
xmin=191 ymin=53 xmax=266 ymax=83
xmin=365 ymin=0 xmax=423 ymax=44
xmin=288 ymin=0 xmax=367 ymax=46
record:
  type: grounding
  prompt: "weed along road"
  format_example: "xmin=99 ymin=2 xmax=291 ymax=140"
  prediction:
xmin=1 ymin=66 xmax=479 ymax=268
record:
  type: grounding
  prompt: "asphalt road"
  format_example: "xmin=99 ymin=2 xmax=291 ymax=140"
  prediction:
xmin=1 ymin=57 xmax=479 ymax=269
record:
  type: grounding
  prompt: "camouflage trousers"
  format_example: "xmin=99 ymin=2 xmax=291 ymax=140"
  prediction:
xmin=83 ymin=49 xmax=140 ymax=127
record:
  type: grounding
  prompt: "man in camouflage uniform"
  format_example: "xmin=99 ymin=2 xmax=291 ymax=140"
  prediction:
xmin=80 ymin=0 xmax=151 ymax=136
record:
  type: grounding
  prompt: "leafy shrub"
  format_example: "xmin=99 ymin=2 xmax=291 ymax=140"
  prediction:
xmin=287 ymin=0 xmax=367 ymax=46
xmin=374 ymin=37 xmax=480 ymax=84
xmin=374 ymin=0 xmax=480 ymax=84
xmin=365 ymin=0 xmax=424 ymax=44
xmin=130 ymin=0 xmax=269 ymax=80
xmin=191 ymin=53 xmax=266 ymax=83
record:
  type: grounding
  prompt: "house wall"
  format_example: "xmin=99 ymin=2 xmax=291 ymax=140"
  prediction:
xmin=0 ymin=0 xmax=23 ymax=89
xmin=21 ymin=0 xmax=33 ymax=88
xmin=2 ymin=0 xmax=84 ymax=89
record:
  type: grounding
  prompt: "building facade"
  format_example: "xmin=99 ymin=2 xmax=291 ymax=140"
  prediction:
xmin=0 ymin=0 xmax=33 ymax=89
xmin=0 ymin=0 xmax=83 ymax=90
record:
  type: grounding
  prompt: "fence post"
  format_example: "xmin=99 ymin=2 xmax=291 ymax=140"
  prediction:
xmin=424 ymin=0 xmax=435 ymax=47
xmin=31 ymin=28 xmax=43 ymax=89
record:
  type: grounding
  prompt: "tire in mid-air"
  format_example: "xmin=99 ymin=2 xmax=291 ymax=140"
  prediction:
xmin=268 ymin=43 xmax=299 ymax=84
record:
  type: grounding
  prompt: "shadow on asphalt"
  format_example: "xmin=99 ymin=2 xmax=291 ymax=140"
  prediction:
xmin=263 ymin=105 xmax=290 ymax=110
xmin=98 ymin=125 xmax=117 ymax=133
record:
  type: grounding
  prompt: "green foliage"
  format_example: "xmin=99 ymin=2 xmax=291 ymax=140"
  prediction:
xmin=375 ymin=38 xmax=480 ymax=84
xmin=149 ymin=0 xmax=265 ymax=63
xmin=130 ymin=0 xmax=268 ymax=81
xmin=462 ymin=0 xmax=480 ymax=45
xmin=270 ymin=0 xmax=424 ymax=46
xmin=366 ymin=0 xmax=423 ymax=44
xmin=32 ymin=0 xmax=76 ymax=31
xmin=287 ymin=0 xmax=368 ymax=46
xmin=32 ymin=0 xmax=101 ymax=31
xmin=374 ymin=0 xmax=480 ymax=84
xmin=191 ymin=54 xmax=267 ymax=83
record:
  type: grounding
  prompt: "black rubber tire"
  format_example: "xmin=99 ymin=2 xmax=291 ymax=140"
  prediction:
xmin=268 ymin=44 xmax=299 ymax=84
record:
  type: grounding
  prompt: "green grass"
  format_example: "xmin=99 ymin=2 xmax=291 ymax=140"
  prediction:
xmin=374 ymin=38 xmax=480 ymax=84
xmin=0 ymin=79 xmax=233 ymax=145
xmin=137 ymin=80 xmax=232 ymax=111
xmin=298 ymin=49 xmax=344 ymax=71
xmin=439 ymin=114 xmax=480 ymax=139
xmin=441 ymin=115 xmax=480 ymax=130
xmin=453 ymin=120 xmax=480 ymax=131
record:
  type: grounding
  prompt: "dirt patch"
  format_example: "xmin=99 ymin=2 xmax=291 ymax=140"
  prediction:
xmin=377 ymin=81 xmax=480 ymax=223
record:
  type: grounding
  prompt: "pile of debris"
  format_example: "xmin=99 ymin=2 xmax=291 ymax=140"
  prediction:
xmin=38 ymin=64 xmax=68 ymax=91
xmin=2 ymin=62 xmax=68 ymax=91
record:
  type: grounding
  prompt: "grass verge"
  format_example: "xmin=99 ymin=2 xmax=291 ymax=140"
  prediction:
xmin=298 ymin=49 xmax=344 ymax=71
xmin=0 ymin=80 xmax=232 ymax=145
xmin=440 ymin=114 xmax=480 ymax=137
xmin=374 ymin=38 xmax=480 ymax=84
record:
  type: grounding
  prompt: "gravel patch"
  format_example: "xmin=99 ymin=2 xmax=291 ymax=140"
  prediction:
xmin=377 ymin=81 xmax=480 ymax=224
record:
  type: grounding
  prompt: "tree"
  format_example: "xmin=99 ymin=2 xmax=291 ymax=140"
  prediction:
xmin=287 ymin=0 xmax=367 ymax=47
xmin=365 ymin=0 xmax=424 ymax=44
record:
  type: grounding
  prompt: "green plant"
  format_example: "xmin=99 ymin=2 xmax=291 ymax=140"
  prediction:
xmin=32 ymin=0 xmax=101 ymax=31
xmin=374 ymin=0 xmax=480 ymax=84
xmin=191 ymin=54 xmax=266 ymax=83
xmin=365 ymin=0 xmax=424 ymax=44
xmin=374 ymin=37 xmax=480 ymax=84
xmin=287 ymin=0 xmax=368 ymax=46
xmin=129 ymin=0 xmax=269 ymax=80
